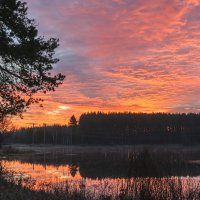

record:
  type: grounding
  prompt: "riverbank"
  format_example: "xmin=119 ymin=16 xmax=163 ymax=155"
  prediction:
xmin=1 ymin=168 xmax=200 ymax=200
xmin=0 ymin=177 xmax=95 ymax=200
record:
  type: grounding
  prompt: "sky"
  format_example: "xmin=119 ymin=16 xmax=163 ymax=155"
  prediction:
xmin=14 ymin=0 xmax=200 ymax=127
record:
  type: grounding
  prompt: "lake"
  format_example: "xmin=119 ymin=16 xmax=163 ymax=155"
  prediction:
xmin=1 ymin=145 xmax=200 ymax=199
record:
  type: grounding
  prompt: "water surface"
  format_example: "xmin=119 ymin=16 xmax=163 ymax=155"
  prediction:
xmin=1 ymin=148 xmax=200 ymax=199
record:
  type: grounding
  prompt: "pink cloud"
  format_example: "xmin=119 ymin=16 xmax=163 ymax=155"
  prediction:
xmin=14 ymin=0 xmax=200 ymax=127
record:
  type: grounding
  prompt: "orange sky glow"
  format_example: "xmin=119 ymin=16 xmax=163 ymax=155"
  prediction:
xmin=13 ymin=0 xmax=200 ymax=127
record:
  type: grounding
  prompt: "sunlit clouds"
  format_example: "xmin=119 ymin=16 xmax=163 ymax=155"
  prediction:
xmin=14 ymin=0 xmax=200 ymax=127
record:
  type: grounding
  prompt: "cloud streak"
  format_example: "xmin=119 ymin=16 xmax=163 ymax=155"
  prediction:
xmin=14 ymin=0 xmax=200 ymax=127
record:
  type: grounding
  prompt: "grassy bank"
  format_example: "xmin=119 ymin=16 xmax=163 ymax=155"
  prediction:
xmin=1 ymin=175 xmax=200 ymax=200
xmin=3 ymin=143 xmax=200 ymax=156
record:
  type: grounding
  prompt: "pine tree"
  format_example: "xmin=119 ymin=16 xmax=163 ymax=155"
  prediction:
xmin=0 ymin=0 xmax=65 ymax=120
xmin=69 ymin=115 xmax=77 ymax=127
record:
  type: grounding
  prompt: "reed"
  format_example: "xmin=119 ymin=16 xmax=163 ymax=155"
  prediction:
xmin=0 ymin=163 xmax=199 ymax=200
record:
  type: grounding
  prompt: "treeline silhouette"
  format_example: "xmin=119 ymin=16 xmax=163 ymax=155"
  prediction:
xmin=6 ymin=112 xmax=200 ymax=145
xmin=7 ymin=125 xmax=72 ymax=145
xmin=79 ymin=112 xmax=200 ymax=145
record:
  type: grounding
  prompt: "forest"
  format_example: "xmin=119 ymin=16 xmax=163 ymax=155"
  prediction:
xmin=4 ymin=112 xmax=200 ymax=145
